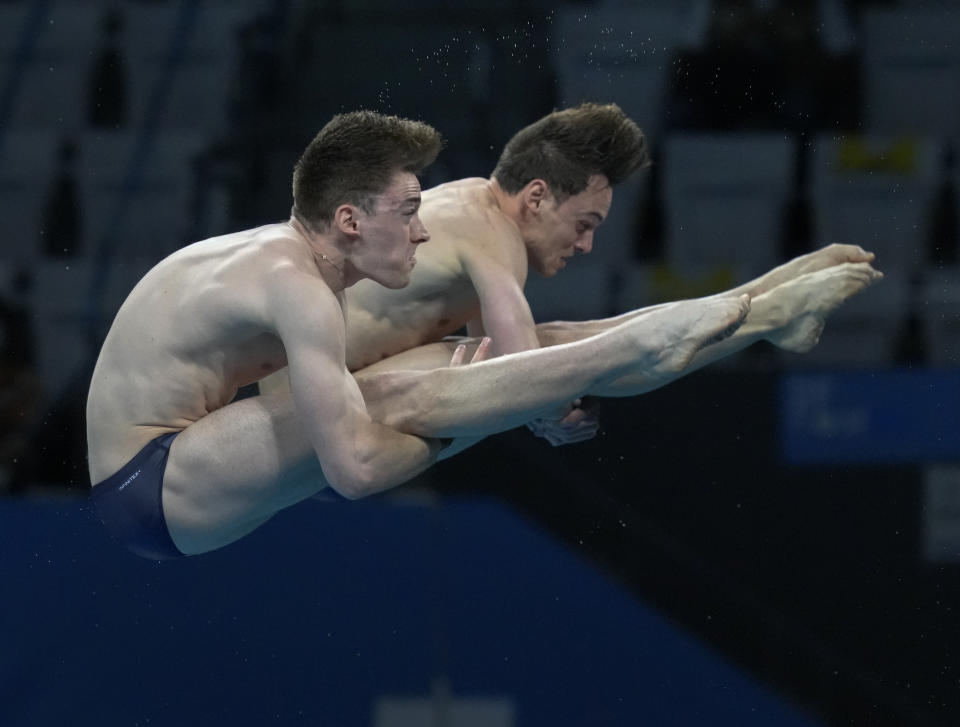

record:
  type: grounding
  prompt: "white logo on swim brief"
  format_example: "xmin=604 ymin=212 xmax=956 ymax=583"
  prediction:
xmin=118 ymin=469 xmax=142 ymax=491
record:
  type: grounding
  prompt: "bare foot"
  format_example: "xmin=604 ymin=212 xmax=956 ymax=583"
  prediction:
xmin=752 ymin=244 xmax=876 ymax=296
xmin=635 ymin=293 xmax=752 ymax=375
xmin=767 ymin=262 xmax=883 ymax=352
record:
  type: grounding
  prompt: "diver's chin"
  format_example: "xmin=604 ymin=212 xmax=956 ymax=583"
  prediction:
xmin=379 ymin=271 xmax=411 ymax=290
xmin=528 ymin=259 xmax=555 ymax=278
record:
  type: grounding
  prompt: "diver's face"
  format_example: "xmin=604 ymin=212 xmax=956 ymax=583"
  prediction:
xmin=353 ymin=171 xmax=430 ymax=289
xmin=527 ymin=174 xmax=612 ymax=276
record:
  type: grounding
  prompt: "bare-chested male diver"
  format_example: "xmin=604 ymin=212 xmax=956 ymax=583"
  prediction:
xmin=263 ymin=103 xmax=883 ymax=445
xmin=87 ymin=111 xmax=763 ymax=560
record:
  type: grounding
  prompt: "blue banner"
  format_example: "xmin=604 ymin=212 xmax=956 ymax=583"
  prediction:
xmin=780 ymin=369 xmax=960 ymax=464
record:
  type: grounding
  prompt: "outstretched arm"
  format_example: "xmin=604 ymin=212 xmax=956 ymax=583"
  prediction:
xmin=462 ymin=239 xmax=599 ymax=444
xmin=271 ymin=267 xmax=447 ymax=499
xmin=462 ymin=245 xmax=540 ymax=355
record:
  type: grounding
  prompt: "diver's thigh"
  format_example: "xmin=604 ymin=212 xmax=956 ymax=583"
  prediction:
xmin=161 ymin=393 xmax=325 ymax=553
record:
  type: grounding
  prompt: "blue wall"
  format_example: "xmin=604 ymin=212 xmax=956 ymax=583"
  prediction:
xmin=1 ymin=495 xmax=819 ymax=726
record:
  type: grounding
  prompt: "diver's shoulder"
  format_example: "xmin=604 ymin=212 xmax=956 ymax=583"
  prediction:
xmin=194 ymin=222 xmax=314 ymax=270
xmin=425 ymin=179 xmax=499 ymax=224
xmin=425 ymin=177 xmax=487 ymax=194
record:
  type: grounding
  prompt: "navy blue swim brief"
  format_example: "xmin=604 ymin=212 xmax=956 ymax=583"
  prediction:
xmin=90 ymin=432 xmax=185 ymax=561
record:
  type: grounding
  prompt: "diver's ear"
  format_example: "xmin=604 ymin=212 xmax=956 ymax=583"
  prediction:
xmin=333 ymin=204 xmax=360 ymax=237
xmin=521 ymin=178 xmax=549 ymax=213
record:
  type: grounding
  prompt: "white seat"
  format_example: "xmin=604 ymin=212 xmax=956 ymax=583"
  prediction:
xmin=921 ymin=267 xmax=960 ymax=367
xmin=551 ymin=2 xmax=708 ymax=144
xmin=590 ymin=176 xmax=644 ymax=267
xmin=0 ymin=130 xmax=62 ymax=263
xmin=662 ymin=132 xmax=795 ymax=280
xmin=30 ymin=258 xmax=95 ymax=400
xmin=292 ymin=24 xmax=475 ymax=117
xmin=779 ymin=269 xmax=910 ymax=369
xmin=809 ymin=133 xmax=941 ymax=275
xmin=524 ymin=258 xmax=615 ymax=322
xmin=0 ymin=3 xmax=34 ymax=56
xmin=0 ymin=259 xmax=14 ymax=298
xmin=79 ymin=130 xmax=206 ymax=260
xmin=33 ymin=2 xmax=100 ymax=56
xmin=93 ymin=255 xmax=157 ymax=323
xmin=614 ymin=259 xmax=769 ymax=370
xmin=612 ymin=263 xmax=659 ymax=314
xmin=123 ymin=0 xmax=267 ymax=132
xmin=28 ymin=253 xmax=157 ymax=403
xmin=613 ymin=261 xmax=745 ymax=311
xmin=2 ymin=2 xmax=97 ymax=129
xmin=87 ymin=1 xmax=266 ymax=60
xmin=124 ymin=54 xmax=233 ymax=133
xmin=5 ymin=1 xmax=254 ymax=132
xmin=862 ymin=8 xmax=960 ymax=142
xmin=10 ymin=57 xmax=88 ymax=129
xmin=550 ymin=3 xmax=708 ymax=268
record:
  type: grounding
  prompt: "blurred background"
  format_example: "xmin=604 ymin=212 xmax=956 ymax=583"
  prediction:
xmin=0 ymin=0 xmax=958 ymax=725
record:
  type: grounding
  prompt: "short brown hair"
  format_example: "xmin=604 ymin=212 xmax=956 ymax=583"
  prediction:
xmin=492 ymin=103 xmax=649 ymax=201
xmin=292 ymin=111 xmax=443 ymax=229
